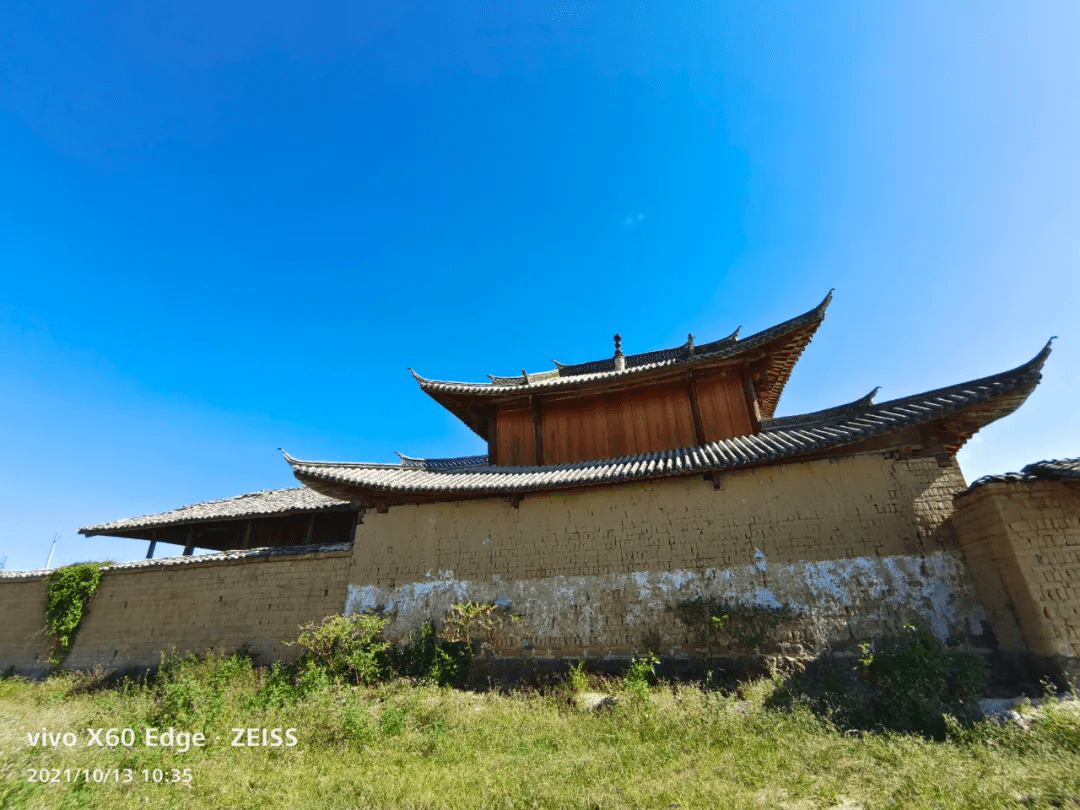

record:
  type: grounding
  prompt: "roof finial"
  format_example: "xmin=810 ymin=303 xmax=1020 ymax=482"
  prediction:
xmin=687 ymin=333 xmax=695 ymax=354
xmin=613 ymin=333 xmax=625 ymax=371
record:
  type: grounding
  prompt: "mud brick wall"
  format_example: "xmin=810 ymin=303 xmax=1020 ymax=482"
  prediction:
xmin=953 ymin=480 xmax=1080 ymax=677
xmin=347 ymin=454 xmax=981 ymax=660
xmin=0 ymin=576 xmax=53 ymax=674
xmin=0 ymin=545 xmax=352 ymax=675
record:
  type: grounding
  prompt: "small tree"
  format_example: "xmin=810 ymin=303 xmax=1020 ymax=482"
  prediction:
xmin=291 ymin=613 xmax=390 ymax=685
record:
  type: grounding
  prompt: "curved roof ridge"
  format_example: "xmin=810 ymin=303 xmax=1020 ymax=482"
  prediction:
xmin=413 ymin=291 xmax=834 ymax=393
xmin=868 ymin=339 xmax=1052 ymax=413
xmin=395 ymin=452 xmax=490 ymax=469
xmin=763 ymin=387 xmax=880 ymax=430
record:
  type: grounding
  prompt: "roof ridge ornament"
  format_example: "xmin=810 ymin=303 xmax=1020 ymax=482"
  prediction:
xmin=687 ymin=333 xmax=695 ymax=355
xmin=614 ymin=334 xmax=625 ymax=371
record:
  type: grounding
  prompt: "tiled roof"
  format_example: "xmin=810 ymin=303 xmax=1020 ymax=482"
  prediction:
xmin=1023 ymin=458 xmax=1080 ymax=479
xmin=410 ymin=293 xmax=833 ymax=437
xmin=79 ymin=487 xmax=355 ymax=537
xmin=0 ymin=541 xmax=352 ymax=581
xmin=287 ymin=341 xmax=1051 ymax=504
xmin=964 ymin=456 xmax=1080 ymax=492
xmin=412 ymin=292 xmax=830 ymax=396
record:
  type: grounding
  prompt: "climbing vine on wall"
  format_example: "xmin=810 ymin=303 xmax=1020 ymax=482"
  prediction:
xmin=44 ymin=562 xmax=104 ymax=664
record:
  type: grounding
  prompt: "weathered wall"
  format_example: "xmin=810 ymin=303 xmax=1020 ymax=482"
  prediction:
xmin=0 ymin=544 xmax=352 ymax=676
xmin=0 ymin=576 xmax=53 ymax=674
xmin=3 ymin=453 xmax=1013 ymax=675
xmin=346 ymin=454 xmax=981 ymax=661
xmin=953 ymin=480 xmax=1080 ymax=680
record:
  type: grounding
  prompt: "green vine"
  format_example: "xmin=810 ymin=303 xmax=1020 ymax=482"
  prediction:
xmin=674 ymin=597 xmax=797 ymax=649
xmin=44 ymin=562 xmax=104 ymax=664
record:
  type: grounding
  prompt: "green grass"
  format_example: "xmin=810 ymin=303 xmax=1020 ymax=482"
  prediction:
xmin=2 ymin=661 xmax=1079 ymax=809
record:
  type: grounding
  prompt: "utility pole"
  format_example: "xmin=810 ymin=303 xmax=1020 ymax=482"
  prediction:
xmin=45 ymin=533 xmax=61 ymax=569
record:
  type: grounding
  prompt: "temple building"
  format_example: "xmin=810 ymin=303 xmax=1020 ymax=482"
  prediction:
xmin=51 ymin=292 xmax=1071 ymax=680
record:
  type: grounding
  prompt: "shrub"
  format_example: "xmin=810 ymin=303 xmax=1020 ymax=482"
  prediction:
xmin=387 ymin=621 xmax=473 ymax=686
xmin=439 ymin=601 xmax=522 ymax=647
xmin=772 ymin=622 xmax=988 ymax=739
xmin=292 ymin=612 xmax=391 ymax=686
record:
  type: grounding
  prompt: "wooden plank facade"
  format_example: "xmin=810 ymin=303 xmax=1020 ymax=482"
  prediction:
xmin=490 ymin=373 xmax=754 ymax=466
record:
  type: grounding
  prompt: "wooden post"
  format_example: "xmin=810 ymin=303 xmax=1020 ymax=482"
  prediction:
xmin=243 ymin=519 xmax=253 ymax=549
xmin=532 ymin=396 xmax=544 ymax=465
xmin=145 ymin=529 xmax=157 ymax=560
xmin=742 ymin=373 xmax=762 ymax=433
xmin=487 ymin=415 xmax=499 ymax=465
xmin=305 ymin=514 xmax=315 ymax=544
xmin=686 ymin=372 xmax=707 ymax=446
xmin=183 ymin=527 xmax=195 ymax=556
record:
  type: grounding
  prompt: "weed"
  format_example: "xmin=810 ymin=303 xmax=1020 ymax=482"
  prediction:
xmin=625 ymin=653 xmax=659 ymax=702
xmin=773 ymin=622 xmax=988 ymax=739
xmin=674 ymin=597 xmax=797 ymax=649
xmin=568 ymin=660 xmax=589 ymax=692
xmin=380 ymin=704 xmax=407 ymax=736
xmin=341 ymin=696 xmax=377 ymax=745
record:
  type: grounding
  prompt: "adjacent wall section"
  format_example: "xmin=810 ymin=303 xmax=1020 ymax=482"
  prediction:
xmin=346 ymin=454 xmax=982 ymax=662
xmin=0 ymin=543 xmax=352 ymax=676
xmin=953 ymin=479 xmax=1080 ymax=681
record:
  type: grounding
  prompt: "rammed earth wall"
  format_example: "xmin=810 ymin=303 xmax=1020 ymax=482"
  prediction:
xmin=0 ymin=544 xmax=352 ymax=676
xmin=345 ymin=454 xmax=987 ymax=663
xmin=953 ymin=479 xmax=1080 ymax=682
xmin=9 ymin=453 xmax=1054 ymax=676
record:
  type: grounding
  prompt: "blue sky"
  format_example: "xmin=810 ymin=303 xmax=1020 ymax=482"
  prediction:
xmin=2 ymin=1 xmax=1077 ymax=572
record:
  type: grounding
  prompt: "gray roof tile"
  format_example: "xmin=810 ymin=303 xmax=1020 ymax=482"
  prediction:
xmin=80 ymin=487 xmax=354 ymax=537
xmin=964 ymin=457 xmax=1080 ymax=492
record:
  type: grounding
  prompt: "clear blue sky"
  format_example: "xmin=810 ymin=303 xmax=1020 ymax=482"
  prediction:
xmin=2 ymin=1 xmax=1077 ymax=572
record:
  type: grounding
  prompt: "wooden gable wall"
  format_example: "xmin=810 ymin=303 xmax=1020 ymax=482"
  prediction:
xmin=489 ymin=372 xmax=755 ymax=466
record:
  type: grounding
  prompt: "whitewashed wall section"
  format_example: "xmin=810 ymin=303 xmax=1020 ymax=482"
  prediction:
xmin=345 ymin=549 xmax=987 ymax=658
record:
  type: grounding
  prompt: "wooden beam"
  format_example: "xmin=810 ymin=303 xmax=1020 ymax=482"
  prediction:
xmin=145 ymin=529 xmax=157 ymax=560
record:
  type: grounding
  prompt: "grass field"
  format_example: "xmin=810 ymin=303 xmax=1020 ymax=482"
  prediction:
xmin=2 ymin=654 xmax=1079 ymax=810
